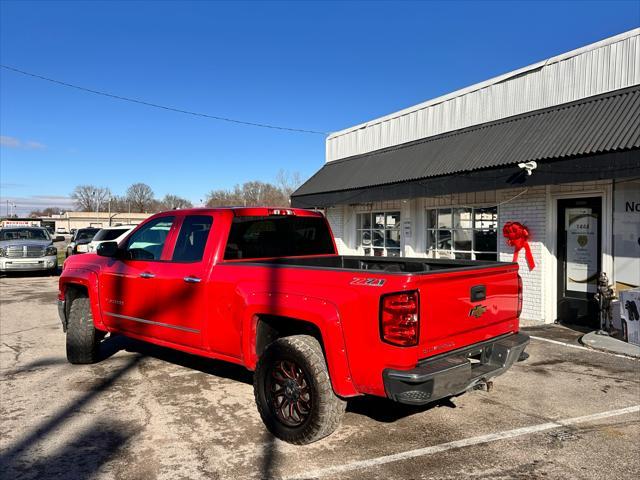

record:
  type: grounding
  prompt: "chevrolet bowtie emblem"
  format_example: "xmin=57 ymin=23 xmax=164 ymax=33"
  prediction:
xmin=469 ymin=304 xmax=487 ymax=318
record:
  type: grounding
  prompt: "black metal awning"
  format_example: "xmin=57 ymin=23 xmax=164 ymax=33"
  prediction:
xmin=292 ymin=86 xmax=640 ymax=208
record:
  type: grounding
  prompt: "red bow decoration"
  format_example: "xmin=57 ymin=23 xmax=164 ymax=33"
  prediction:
xmin=502 ymin=222 xmax=535 ymax=270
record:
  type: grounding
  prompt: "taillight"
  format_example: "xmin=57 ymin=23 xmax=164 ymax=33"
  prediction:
xmin=517 ymin=274 xmax=523 ymax=318
xmin=380 ymin=291 xmax=419 ymax=347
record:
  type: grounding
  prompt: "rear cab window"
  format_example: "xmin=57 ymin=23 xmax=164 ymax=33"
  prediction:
xmin=224 ymin=216 xmax=335 ymax=260
xmin=172 ymin=215 xmax=213 ymax=262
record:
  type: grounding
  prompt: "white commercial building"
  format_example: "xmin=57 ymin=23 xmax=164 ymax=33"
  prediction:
xmin=46 ymin=211 xmax=152 ymax=232
xmin=293 ymin=29 xmax=640 ymax=327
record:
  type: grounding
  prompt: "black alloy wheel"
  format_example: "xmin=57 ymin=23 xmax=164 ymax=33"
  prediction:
xmin=267 ymin=359 xmax=313 ymax=427
xmin=253 ymin=335 xmax=346 ymax=444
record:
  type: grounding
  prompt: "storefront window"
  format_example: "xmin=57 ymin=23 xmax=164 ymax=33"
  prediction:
xmin=357 ymin=211 xmax=401 ymax=256
xmin=426 ymin=206 xmax=498 ymax=260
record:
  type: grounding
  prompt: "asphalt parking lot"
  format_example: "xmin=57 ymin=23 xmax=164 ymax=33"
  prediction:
xmin=1 ymin=274 xmax=639 ymax=480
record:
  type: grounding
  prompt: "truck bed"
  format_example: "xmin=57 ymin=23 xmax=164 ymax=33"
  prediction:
xmin=225 ymin=254 xmax=521 ymax=373
xmin=229 ymin=254 xmax=513 ymax=274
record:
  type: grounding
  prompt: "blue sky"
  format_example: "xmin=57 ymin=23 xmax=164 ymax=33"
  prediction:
xmin=1 ymin=0 xmax=638 ymax=215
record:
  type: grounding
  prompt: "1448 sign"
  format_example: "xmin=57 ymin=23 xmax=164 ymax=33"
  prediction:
xmin=566 ymin=208 xmax=599 ymax=293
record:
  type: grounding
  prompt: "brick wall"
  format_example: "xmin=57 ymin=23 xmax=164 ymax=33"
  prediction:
xmin=325 ymin=206 xmax=347 ymax=253
xmin=327 ymin=179 xmax=613 ymax=324
xmin=498 ymin=187 xmax=548 ymax=323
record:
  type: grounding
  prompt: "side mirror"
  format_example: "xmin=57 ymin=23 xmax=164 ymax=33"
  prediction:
xmin=54 ymin=236 xmax=65 ymax=242
xmin=97 ymin=241 xmax=119 ymax=258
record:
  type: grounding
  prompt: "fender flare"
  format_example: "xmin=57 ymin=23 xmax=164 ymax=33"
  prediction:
xmin=241 ymin=292 xmax=358 ymax=397
xmin=60 ymin=268 xmax=107 ymax=331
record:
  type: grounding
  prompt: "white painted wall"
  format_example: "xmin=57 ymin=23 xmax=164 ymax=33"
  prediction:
xmin=327 ymin=179 xmax=624 ymax=325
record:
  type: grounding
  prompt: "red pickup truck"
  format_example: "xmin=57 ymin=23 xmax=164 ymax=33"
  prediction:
xmin=58 ymin=207 xmax=528 ymax=444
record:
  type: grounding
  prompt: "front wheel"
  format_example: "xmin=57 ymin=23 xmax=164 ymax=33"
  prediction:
xmin=253 ymin=335 xmax=346 ymax=445
xmin=66 ymin=295 xmax=101 ymax=364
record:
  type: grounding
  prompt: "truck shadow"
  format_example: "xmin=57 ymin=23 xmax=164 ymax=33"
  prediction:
xmin=347 ymin=395 xmax=457 ymax=423
xmin=102 ymin=333 xmax=253 ymax=385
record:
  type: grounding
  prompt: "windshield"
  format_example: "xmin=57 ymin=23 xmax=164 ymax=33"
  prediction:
xmin=0 ymin=228 xmax=51 ymax=241
xmin=93 ymin=228 xmax=130 ymax=241
xmin=75 ymin=229 xmax=100 ymax=242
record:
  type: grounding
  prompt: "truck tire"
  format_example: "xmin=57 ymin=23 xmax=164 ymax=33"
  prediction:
xmin=66 ymin=295 xmax=100 ymax=364
xmin=254 ymin=335 xmax=346 ymax=444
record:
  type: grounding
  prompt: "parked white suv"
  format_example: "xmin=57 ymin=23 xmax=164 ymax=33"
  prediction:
xmin=87 ymin=225 xmax=136 ymax=253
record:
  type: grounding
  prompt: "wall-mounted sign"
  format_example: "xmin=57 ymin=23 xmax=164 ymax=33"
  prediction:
xmin=614 ymin=181 xmax=640 ymax=289
xmin=0 ymin=219 xmax=40 ymax=227
xmin=566 ymin=208 xmax=598 ymax=293
xmin=403 ymin=220 xmax=412 ymax=239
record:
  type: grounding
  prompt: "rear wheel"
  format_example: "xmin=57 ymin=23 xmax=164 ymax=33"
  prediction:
xmin=66 ymin=295 xmax=101 ymax=364
xmin=254 ymin=335 xmax=346 ymax=444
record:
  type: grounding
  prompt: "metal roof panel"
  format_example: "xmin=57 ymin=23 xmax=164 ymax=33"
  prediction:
xmin=294 ymin=87 xmax=640 ymax=198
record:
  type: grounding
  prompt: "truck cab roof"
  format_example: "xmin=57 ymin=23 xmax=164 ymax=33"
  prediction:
xmin=149 ymin=207 xmax=324 ymax=218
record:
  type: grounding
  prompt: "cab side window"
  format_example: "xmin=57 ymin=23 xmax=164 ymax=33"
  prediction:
xmin=125 ymin=217 xmax=175 ymax=260
xmin=172 ymin=215 xmax=213 ymax=263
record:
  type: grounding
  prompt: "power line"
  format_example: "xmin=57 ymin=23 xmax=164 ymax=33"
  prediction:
xmin=0 ymin=64 xmax=329 ymax=135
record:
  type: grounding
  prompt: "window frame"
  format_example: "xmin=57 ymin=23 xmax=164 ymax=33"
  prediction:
xmin=425 ymin=205 xmax=498 ymax=260
xmin=123 ymin=215 xmax=178 ymax=262
xmin=171 ymin=215 xmax=214 ymax=264
xmin=356 ymin=211 xmax=402 ymax=257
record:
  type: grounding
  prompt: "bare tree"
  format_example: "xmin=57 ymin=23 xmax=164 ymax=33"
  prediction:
xmin=275 ymin=169 xmax=303 ymax=199
xmin=126 ymin=183 xmax=155 ymax=213
xmin=71 ymin=185 xmax=111 ymax=212
xmin=205 ymin=187 xmax=243 ymax=207
xmin=159 ymin=194 xmax=193 ymax=211
xmin=29 ymin=207 xmax=63 ymax=217
xmin=205 ymin=179 xmax=294 ymax=208
xmin=108 ymin=195 xmax=130 ymax=213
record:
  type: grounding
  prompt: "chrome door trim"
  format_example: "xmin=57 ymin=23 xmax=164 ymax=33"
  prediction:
xmin=104 ymin=312 xmax=200 ymax=333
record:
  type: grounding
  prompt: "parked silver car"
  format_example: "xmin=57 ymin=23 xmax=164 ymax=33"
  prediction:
xmin=0 ymin=227 xmax=64 ymax=274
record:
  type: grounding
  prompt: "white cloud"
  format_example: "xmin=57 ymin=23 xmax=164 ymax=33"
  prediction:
xmin=0 ymin=135 xmax=47 ymax=150
xmin=24 ymin=141 xmax=46 ymax=150
xmin=0 ymin=136 xmax=20 ymax=148
xmin=0 ymin=195 xmax=75 ymax=216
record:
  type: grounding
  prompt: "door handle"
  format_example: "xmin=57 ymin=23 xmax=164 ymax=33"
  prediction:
xmin=139 ymin=272 xmax=155 ymax=279
xmin=183 ymin=276 xmax=201 ymax=283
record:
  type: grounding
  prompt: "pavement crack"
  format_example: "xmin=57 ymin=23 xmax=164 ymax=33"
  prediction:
xmin=2 ymin=342 xmax=21 ymax=353
xmin=2 ymin=324 xmax=60 ymax=336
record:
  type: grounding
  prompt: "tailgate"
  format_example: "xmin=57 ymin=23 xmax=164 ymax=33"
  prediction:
xmin=417 ymin=265 xmax=521 ymax=359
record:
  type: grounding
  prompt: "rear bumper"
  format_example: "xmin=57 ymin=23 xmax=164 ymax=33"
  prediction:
xmin=383 ymin=332 xmax=529 ymax=405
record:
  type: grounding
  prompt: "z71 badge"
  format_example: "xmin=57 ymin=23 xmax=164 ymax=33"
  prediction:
xmin=350 ymin=277 xmax=386 ymax=287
